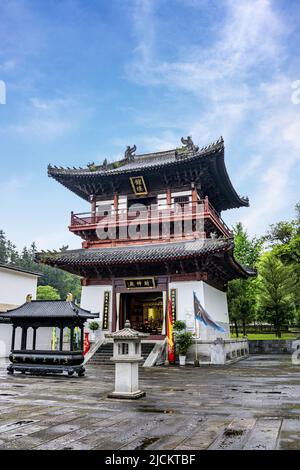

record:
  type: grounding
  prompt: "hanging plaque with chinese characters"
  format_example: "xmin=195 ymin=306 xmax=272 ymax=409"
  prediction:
xmin=102 ymin=291 xmax=110 ymax=330
xmin=129 ymin=176 xmax=148 ymax=196
xmin=124 ymin=277 xmax=156 ymax=289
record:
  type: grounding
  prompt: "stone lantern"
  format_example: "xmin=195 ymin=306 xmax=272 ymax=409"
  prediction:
xmin=105 ymin=320 xmax=148 ymax=399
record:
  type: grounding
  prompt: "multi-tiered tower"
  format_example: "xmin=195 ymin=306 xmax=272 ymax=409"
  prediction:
xmin=38 ymin=137 xmax=254 ymax=341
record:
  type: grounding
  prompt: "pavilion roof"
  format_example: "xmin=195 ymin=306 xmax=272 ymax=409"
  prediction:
xmin=47 ymin=137 xmax=249 ymax=212
xmin=0 ymin=300 xmax=98 ymax=319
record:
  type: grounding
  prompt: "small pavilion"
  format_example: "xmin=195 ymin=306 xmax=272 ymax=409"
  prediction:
xmin=0 ymin=300 xmax=97 ymax=376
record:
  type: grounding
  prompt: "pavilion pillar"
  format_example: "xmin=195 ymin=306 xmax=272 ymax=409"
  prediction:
xmin=59 ymin=326 xmax=64 ymax=351
xmin=21 ymin=326 xmax=28 ymax=350
xmin=11 ymin=325 xmax=16 ymax=350
xmin=32 ymin=327 xmax=37 ymax=350
xmin=70 ymin=327 xmax=74 ymax=351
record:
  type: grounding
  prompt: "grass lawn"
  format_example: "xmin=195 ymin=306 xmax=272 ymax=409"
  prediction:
xmin=230 ymin=333 xmax=299 ymax=340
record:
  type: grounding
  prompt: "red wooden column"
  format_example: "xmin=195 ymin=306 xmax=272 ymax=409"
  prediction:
xmin=91 ymin=195 xmax=97 ymax=224
xmin=165 ymin=188 xmax=172 ymax=242
xmin=113 ymin=193 xmax=118 ymax=245
xmin=204 ymin=195 xmax=209 ymax=213
xmin=191 ymin=183 xmax=197 ymax=217
xmin=166 ymin=188 xmax=171 ymax=207
xmin=114 ymin=193 xmax=118 ymax=213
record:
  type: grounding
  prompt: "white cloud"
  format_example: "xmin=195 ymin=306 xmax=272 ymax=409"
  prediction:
xmin=0 ymin=59 xmax=16 ymax=71
xmin=0 ymin=95 xmax=79 ymax=140
xmin=0 ymin=176 xmax=27 ymax=194
xmin=126 ymin=0 xmax=299 ymax=235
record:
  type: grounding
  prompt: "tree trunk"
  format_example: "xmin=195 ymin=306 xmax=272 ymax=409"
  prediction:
xmin=242 ymin=320 xmax=246 ymax=337
xmin=277 ymin=328 xmax=282 ymax=338
xmin=274 ymin=306 xmax=281 ymax=338
xmin=234 ymin=319 xmax=239 ymax=338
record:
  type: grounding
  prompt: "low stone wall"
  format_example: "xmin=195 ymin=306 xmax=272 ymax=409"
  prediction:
xmin=186 ymin=338 xmax=249 ymax=365
xmin=249 ymin=339 xmax=300 ymax=355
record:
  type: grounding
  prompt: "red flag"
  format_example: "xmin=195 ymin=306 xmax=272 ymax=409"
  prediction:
xmin=167 ymin=298 xmax=175 ymax=363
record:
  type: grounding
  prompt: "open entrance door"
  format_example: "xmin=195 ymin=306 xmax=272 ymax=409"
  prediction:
xmin=120 ymin=292 xmax=164 ymax=335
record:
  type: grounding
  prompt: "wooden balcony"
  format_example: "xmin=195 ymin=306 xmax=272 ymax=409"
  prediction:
xmin=69 ymin=197 xmax=232 ymax=246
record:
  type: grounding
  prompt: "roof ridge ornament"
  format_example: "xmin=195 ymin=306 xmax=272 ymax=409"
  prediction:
xmin=125 ymin=145 xmax=136 ymax=162
xmin=181 ymin=136 xmax=199 ymax=152
xmin=87 ymin=162 xmax=98 ymax=172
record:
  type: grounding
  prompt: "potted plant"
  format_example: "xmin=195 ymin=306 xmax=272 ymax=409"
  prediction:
xmin=173 ymin=320 xmax=186 ymax=332
xmin=175 ymin=331 xmax=194 ymax=366
xmin=88 ymin=321 xmax=100 ymax=342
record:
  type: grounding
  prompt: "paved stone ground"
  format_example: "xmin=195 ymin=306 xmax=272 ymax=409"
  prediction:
xmin=0 ymin=355 xmax=299 ymax=450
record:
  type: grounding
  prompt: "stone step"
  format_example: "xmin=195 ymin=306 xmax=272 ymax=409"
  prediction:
xmin=88 ymin=342 xmax=156 ymax=365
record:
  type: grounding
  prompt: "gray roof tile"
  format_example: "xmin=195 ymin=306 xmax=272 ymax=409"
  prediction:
xmin=0 ymin=300 xmax=97 ymax=319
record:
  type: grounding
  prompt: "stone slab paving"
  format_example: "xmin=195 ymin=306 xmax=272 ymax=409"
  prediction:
xmin=0 ymin=355 xmax=299 ymax=450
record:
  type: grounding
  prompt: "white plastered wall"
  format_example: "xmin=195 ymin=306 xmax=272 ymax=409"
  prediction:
xmin=80 ymin=285 xmax=113 ymax=331
xmin=168 ymin=280 xmax=230 ymax=341
xmin=0 ymin=268 xmax=38 ymax=358
xmin=0 ymin=268 xmax=38 ymax=307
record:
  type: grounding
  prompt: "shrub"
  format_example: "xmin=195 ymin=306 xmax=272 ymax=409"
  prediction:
xmin=173 ymin=320 xmax=186 ymax=332
xmin=175 ymin=331 xmax=193 ymax=356
xmin=88 ymin=321 xmax=100 ymax=331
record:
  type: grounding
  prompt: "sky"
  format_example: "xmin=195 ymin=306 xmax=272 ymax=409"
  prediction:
xmin=0 ymin=0 xmax=299 ymax=251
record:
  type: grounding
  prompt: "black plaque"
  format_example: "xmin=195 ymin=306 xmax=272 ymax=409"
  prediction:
xmin=170 ymin=288 xmax=177 ymax=323
xmin=102 ymin=291 xmax=110 ymax=330
xmin=129 ymin=176 xmax=148 ymax=195
xmin=124 ymin=277 xmax=155 ymax=289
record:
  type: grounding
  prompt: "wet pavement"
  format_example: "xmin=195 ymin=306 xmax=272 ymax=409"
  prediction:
xmin=0 ymin=355 xmax=299 ymax=450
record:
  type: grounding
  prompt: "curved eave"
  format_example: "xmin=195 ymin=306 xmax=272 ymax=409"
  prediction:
xmin=226 ymin=249 xmax=257 ymax=279
xmin=213 ymin=150 xmax=249 ymax=210
xmin=48 ymin=140 xmax=248 ymax=212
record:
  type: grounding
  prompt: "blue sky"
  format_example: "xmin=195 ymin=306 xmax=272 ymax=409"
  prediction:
xmin=0 ymin=0 xmax=299 ymax=251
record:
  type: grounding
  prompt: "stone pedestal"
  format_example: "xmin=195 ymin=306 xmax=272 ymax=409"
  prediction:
xmin=108 ymin=360 xmax=145 ymax=399
xmin=106 ymin=321 xmax=147 ymax=399
xmin=210 ymin=337 xmax=226 ymax=365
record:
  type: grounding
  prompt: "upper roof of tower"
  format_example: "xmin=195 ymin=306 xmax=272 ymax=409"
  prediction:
xmin=48 ymin=136 xmax=249 ymax=212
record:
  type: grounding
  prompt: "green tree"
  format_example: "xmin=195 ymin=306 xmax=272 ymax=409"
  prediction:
xmin=265 ymin=221 xmax=295 ymax=245
xmin=228 ymin=223 xmax=262 ymax=336
xmin=265 ymin=203 xmax=300 ymax=322
xmin=37 ymin=285 xmax=61 ymax=300
xmin=233 ymin=222 xmax=263 ymax=266
xmin=0 ymin=230 xmax=8 ymax=263
xmin=256 ymin=253 xmax=297 ymax=337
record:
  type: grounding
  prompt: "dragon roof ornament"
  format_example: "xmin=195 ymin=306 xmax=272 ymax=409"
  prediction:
xmin=124 ymin=145 xmax=136 ymax=162
xmin=181 ymin=136 xmax=199 ymax=152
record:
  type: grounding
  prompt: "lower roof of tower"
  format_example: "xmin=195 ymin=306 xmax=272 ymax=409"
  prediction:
xmin=36 ymin=238 xmax=255 ymax=291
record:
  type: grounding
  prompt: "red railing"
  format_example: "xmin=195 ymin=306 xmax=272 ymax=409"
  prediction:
xmin=70 ymin=197 xmax=232 ymax=238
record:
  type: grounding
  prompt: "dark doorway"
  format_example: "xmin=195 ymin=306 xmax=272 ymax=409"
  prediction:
xmin=120 ymin=292 xmax=164 ymax=335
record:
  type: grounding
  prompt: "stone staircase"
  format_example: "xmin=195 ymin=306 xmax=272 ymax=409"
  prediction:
xmin=88 ymin=341 xmax=156 ymax=366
